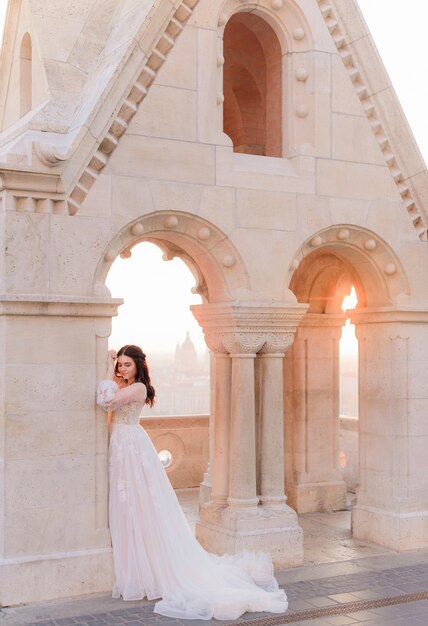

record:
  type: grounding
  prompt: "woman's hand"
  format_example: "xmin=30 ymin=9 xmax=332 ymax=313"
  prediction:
xmin=108 ymin=349 xmax=117 ymax=361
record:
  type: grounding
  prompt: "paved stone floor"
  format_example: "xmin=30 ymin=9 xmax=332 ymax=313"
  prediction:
xmin=3 ymin=490 xmax=428 ymax=626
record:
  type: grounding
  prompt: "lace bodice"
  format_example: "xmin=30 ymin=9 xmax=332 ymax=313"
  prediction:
xmin=97 ymin=380 xmax=146 ymax=425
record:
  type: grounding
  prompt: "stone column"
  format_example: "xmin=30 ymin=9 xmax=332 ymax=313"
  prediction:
xmin=192 ymin=302 xmax=307 ymax=567
xmin=259 ymin=333 xmax=294 ymax=508
xmin=284 ymin=313 xmax=347 ymax=513
xmin=351 ymin=308 xmax=428 ymax=551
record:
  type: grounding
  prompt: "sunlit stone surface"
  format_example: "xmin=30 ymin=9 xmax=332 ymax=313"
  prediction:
xmin=0 ymin=0 xmax=428 ymax=607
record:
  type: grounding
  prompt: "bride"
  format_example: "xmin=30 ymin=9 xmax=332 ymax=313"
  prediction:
xmin=97 ymin=344 xmax=288 ymax=621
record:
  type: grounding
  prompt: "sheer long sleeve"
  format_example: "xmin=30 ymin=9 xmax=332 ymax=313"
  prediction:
xmin=97 ymin=380 xmax=146 ymax=412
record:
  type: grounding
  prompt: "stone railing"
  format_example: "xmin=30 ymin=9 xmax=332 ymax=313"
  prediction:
xmin=140 ymin=414 xmax=209 ymax=489
xmin=141 ymin=412 xmax=359 ymax=493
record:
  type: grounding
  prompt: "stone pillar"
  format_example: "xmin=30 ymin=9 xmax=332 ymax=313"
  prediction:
xmin=0 ymin=295 xmax=122 ymax=606
xmin=284 ymin=313 xmax=347 ymax=513
xmin=192 ymin=302 xmax=307 ymax=567
xmin=351 ymin=308 xmax=428 ymax=551
xmin=259 ymin=334 xmax=294 ymax=507
xmin=199 ymin=352 xmax=215 ymax=506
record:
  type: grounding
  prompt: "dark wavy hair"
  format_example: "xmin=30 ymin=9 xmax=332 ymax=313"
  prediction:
xmin=115 ymin=344 xmax=156 ymax=407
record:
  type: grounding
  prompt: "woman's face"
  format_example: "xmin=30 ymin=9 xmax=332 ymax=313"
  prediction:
xmin=117 ymin=354 xmax=137 ymax=384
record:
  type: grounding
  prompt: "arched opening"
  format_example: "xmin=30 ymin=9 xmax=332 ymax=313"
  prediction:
xmin=287 ymin=228 xmax=411 ymax=558
xmin=105 ymin=241 xmax=210 ymax=527
xmin=223 ymin=12 xmax=283 ymax=157
xmin=20 ymin=33 xmax=32 ymax=117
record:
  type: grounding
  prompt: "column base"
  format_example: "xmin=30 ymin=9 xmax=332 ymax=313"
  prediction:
xmin=196 ymin=503 xmax=303 ymax=568
xmin=199 ymin=479 xmax=212 ymax=508
xmin=287 ymin=480 xmax=347 ymax=514
xmin=352 ymin=504 xmax=428 ymax=551
xmin=0 ymin=548 xmax=113 ymax=606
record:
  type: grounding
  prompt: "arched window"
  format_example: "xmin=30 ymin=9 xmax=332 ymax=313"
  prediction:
xmin=20 ymin=33 xmax=32 ymax=117
xmin=223 ymin=13 xmax=282 ymax=157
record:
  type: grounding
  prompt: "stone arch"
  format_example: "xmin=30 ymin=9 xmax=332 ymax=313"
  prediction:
xmin=284 ymin=225 xmax=410 ymax=516
xmin=218 ymin=0 xmax=314 ymax=158
xmin=287 ymin=225 xmax=410 ymax=308
xmin=19 ymin=32 xmax=32 ymax=117
xmin=223 ymin=11 xmax=283 ymax=156
xmin=93 ymin=211 xmax=250 ymax=303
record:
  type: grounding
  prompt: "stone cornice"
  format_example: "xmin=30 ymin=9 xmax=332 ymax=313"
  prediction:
xmin=317 ymin=0 xmax=428 ymax=242
xmin=0 ymin=0 xmax=199 ymax=215
xmin=350 ymin=307 xmax=428 ymax=325
xmin=0 ymin=295 xmax=123 ymax=317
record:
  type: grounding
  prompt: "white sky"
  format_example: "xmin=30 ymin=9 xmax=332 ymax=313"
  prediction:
xmin=0 ymin=1 xmax=427 ymax=356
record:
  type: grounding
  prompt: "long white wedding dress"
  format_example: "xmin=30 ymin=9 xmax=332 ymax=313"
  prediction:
xmin=97 ymin=380 xmax=288 ymax=621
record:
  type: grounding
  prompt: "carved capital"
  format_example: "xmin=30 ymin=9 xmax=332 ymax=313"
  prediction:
xmin=220 ymin=332 xmax=266 ymax=355
xmin=204 ymin=333 xmax=228 ymax=355
xmin=259 ymin=332 xmax=295 ymax=355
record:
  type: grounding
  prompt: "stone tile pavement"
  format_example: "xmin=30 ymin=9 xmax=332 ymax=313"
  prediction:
xmin=3 ymin=550 xmax=428 ymax=626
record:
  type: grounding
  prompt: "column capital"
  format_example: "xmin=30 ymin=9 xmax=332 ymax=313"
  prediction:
xmin=191 ymin=302 xmax=308 ymax=355
xmin=259 ymin=332 xmax=295 ymax=356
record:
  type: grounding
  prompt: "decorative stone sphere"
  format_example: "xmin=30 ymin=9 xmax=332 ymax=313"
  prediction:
xmin=293 ymin=27 xmax=305 ymax=41
xmin=337 ymin=229 xmax=350 ymax=240
xmin=364 ymin=239 xmax=377 ymax=251
xmin=218 ymin=13 xmax=227 ymax=26
xmin=295 ymin=67 xmax=308 ymax=81
xmin=384 ymin=263 xmax=397 ymax=276
xmin=217 ymin=93 xmax=225 ymax=105
xmin=309 ymin=235 xmax=322 ymax=247
xmin=296 ymin=104 xmax=309 ymax=118
xmin=120 ymin=248 xmax=132 ymax=259
xmin=271 ymin=0 xmax=284 ymax=9
xmin=104 ymin=249 xmax=117 ymax=262
xmin=217 ymin=54 xmax=225 ymax=67
xmin=164 ymin=215 xmax=178 ymax=229
xmin=290 ymin=259 xmax=299 ymax=271
xmin=131 ymin=223 xmax=144 ymax=236
xmin=222 ymin=254 xmax=236 ymax=268
xmin=197 ymin=227 xmax=211 ymax=241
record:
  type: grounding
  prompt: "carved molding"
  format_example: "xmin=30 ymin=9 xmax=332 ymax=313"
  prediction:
xmin=317 ymin=0 xmax=428 ymax=242
xmin=259 ymin=332 xmax=295 ymax=354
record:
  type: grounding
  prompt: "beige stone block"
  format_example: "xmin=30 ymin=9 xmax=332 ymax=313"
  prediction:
xmin=313 ymin=93 xmax=332 ymax=158
xmin=149 ymin=180 xmax=203 ymax=214
xmin=188 ymin=0 xmax=222 ymax=29
xmin=349 ymin=36 xmax=392 ymax=96
xmin=79 ymin=174 xmax=112 ymax=218
xmin=407 ymin=360 xmax=428 ymax=399
xmin=6 ymin=455 xmax=95 ymax=513
xmin=0 ymin=550 xmax=113 ymax=606
xmin=198 ymin=185 xmax=236 ymax=235
xmin=353 ymin=504 xmax=428 ymax=551
xmin=156 ymin=26 xmax=197 ymax=91
xmin=6 ymin=364 xmax=94 ymax=412
xmin=106 ymin=136 xmax=215 ymax=186
xmin=128 ymin=85 xmax=197 ymax=141
xmin=6 ymin=500 xmax=96 ymax=555
xmin=331 ymin=0 xmax=369 ymax=42
xmin=111 ymin=175 xmax=153 ymax=219
xmin=328 ymin=198 xmax=371 ymax=227
xmin=216 ymin=148 xmax=315 ymax=194
xmin=6 ymin=410 xmax=95 ymax=461
xmin=197 ymin=27 xmax=218 ymax=143
xmin=29 ymin=0 xmax=93 ymax=22
xmin=297 ymin=194 xmax=331 ymax=236
xmin=370 ymin=88 xmax=426 ymax=180
xmin=230 ymin=228 xmax=291 ymax=300
xmin=237 ymin=189 xmax=296 ymax=231
xmin=4 ymin=213 xmax=50 ymax=293
xmin=49 ymin=215 xmax=113 ymax=295
xmin=32 ymin=15 xmax=86 ymax=62
xmin=331 ymin=55 xmax=364 ymax=116
xmin=365 ymin=200 xmax=407 ymax=243
xmin=317 ymin=159 xmax=399 ymax=202
xmin=332 ymin=113 xmax=385 ymax=165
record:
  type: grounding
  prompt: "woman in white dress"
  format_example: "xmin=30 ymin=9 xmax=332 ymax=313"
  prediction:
xmin=97 ymin=344 xmax=288 ymax=621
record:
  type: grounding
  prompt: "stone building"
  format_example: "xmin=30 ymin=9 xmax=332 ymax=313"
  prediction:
xmin=1 ymin=0 xmax=428 ymax=607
